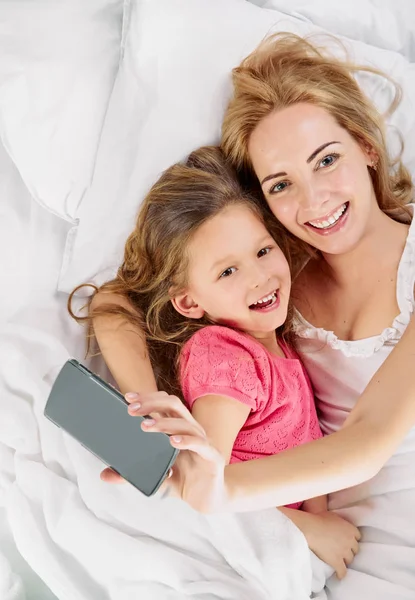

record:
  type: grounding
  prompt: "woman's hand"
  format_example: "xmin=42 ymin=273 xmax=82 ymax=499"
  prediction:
xmin=101 ymin=391 xmax=228 ymax=513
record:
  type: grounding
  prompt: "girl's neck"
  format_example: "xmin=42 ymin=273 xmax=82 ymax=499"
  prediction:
xmin=245 ymin=328 xmax=285 ymax=357
xmin=320 ymin=208 xmax=409 ymax=289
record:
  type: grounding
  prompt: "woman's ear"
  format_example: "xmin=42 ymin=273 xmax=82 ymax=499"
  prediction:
xmin=171 ymin=293 xmax=205 ymax=319
xmin=362 ymin=142 xmax=379 ymax=170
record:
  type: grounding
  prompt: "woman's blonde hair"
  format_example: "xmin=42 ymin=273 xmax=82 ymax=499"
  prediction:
xmin=222 ymin=32 xmax=413 ymax=226
xmin=69 ymin=146 xmax=297 ymax=394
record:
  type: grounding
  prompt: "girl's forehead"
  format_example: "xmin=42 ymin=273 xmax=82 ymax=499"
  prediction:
xmin=187 ymin=204 xmax=272 ymax=268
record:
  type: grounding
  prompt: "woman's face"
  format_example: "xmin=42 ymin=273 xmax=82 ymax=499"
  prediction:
xmin=248 ymin=103 xmax=379 ymax=255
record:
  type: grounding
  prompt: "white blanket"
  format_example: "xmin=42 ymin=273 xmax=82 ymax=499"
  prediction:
xmin=0 ymin=305 xmax=317 ymax=599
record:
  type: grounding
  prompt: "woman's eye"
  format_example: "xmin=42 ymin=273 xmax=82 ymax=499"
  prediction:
xmin=269 ymin=180 xmax=290 ymax=194
xmin=220 ymin=267 xmax=236 ymax=278
xmin=257 ymin=247 xmax=272 ymax=258
xmin=318 ymin=153 xmax=339 ymax=169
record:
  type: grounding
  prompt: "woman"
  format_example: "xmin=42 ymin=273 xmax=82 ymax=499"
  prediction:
xmin=88 ymin=34 xmax=415 ymax=597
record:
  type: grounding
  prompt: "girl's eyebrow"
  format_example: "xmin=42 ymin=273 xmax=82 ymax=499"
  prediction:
xmin=260 ymin=141 xmax=341 ymax=186
xmin=210 ymin=255 xmax=235 ymax=272
xmin=209 ymin=235 xmax=273 ymax=273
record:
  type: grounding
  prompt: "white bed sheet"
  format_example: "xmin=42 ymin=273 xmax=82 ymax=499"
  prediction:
xmin=0 ymin=144 xmax=69 ymax=599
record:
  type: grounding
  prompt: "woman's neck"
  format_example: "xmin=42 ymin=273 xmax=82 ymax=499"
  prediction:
xmin=320 ymin=209 xmax=409 ymax=290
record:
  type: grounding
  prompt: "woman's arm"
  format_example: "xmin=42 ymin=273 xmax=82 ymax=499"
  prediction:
xmin=91 ymin=291 xmax=157 ymax=395
xmin=131 ymin=316 xmax=415 ymax=512
xmin=225 ymin=319 xmax=415 ymax=510
xmin=225 ymin=315 xmax=415 ymax=510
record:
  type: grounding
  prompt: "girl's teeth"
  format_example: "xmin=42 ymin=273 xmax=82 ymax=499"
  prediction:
xmin=254 ymin=292 xmax=276 ymax=306
xmin=308 ymin=203 xmax=347 ymax=229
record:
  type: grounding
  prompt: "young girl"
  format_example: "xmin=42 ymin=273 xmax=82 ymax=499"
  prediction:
xmin=72 ymin=145 xmax=360 ymax=579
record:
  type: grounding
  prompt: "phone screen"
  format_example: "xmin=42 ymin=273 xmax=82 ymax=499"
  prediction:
xmin=44 ymin=360 xmax=178 ymax=496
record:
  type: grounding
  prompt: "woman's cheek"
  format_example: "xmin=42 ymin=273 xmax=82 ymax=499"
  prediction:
xmin=267 ymin=197 xmax=296 ymax=228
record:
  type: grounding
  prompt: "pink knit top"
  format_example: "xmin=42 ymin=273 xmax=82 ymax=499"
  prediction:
xmin=180 ymin=325 xmax=322 ymax=509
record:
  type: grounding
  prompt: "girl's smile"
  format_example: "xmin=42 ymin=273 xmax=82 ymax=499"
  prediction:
xmin=249 ymin=288 xmax=280 ymax=311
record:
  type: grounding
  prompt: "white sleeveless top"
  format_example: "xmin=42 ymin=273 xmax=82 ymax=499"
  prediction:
xmin=294 ymin=208 xmax=415 ymax=600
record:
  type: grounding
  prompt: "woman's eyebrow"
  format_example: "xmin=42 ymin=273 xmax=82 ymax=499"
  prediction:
xmin=260 ymin=141 xmax=341 ymax=186
xmin=306 ymin=141 xmax=340 ymax=163
xmin=261 ymin=171 xmax=286 ymax=185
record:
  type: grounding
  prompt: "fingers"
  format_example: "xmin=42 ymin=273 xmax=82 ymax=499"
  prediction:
xmin=336 ymin=539 xmax=360 ymax=578
xmin=351 ymin=539 xmax=360 ymax=556
xmin=170 ymin=434 xmax=224 ymax=463
xmin=126 ymin=392 xmax=199 ymax=423
xmin=125 ymin=391 xmax=169 ymax=419
xmin=128 ymin=394 xmax=206 ymax=438
xmin=143 ymin=414 xmax=222 ymax=463
xmin=335 ymin=561 xmax=347 ymax=580
xmin=100 ymin=467 xmax=125 ymax=484
xmin=141 ymin=416 xmax=204 ymax=438
xmin=125 ymin=391 xmax=168 ymax=405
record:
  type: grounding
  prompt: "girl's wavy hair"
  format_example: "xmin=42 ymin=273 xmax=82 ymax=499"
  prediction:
xmin=222 ymin=32 xmax=413 ymax=256
xmin=69 ymin=146 xmax=300 ymax=395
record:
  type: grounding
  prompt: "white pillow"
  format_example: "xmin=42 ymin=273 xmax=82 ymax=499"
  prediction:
xmin=260 ymin=0 xmax=415 ymax=60
xmin=0 ymin=0 xmax=124 ymax=221
xmin=58 ymin=0 xmax=415 ymax=294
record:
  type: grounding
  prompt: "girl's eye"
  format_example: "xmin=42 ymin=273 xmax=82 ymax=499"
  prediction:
xmin=269 ymin=180 xmax=290 ymax=194
xmin=318 ymin=153 xmax=339 ymax=169
xmin=219 ymin=267 xmax=236 ymax=278
xmin=257 ymin=246 xmax=272 ymax=258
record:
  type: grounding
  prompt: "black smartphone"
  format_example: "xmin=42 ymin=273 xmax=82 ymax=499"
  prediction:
xmin=44 ymin=359 xmax=178 ymax=496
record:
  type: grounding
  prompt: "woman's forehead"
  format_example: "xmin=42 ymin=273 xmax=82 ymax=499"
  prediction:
xmin=248 ymin=103 xmax=347 ymax=168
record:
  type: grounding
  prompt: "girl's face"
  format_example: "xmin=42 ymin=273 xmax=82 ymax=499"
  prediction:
xmin=173 ymin=204 xmax=291 ymax=339
xmin=248 ymin=103 xmax=379 ymax=256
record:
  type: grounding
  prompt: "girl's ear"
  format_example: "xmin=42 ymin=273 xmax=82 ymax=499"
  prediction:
xmin=171 ymin=293 xmax=205 ymax=319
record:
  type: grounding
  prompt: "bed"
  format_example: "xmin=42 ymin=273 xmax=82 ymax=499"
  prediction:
xmin=1 ymin=1 xmax=414 ymax=598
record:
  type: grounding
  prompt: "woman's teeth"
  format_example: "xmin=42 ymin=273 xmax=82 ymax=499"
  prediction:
xmin=307 ymin=203 xmax=348 ymax=229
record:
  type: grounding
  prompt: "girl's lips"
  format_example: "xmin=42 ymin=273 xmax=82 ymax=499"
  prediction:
xmin=304 ymin=201 xmax=350 ymax=236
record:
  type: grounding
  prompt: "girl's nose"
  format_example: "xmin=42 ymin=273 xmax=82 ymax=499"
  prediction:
xmin=251 ymin=265 xmax=271 ymax=289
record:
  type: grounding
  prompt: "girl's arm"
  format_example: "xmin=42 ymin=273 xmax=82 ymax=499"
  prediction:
xmin=91 ymin=291 xmax=159 ymax=484
xmin=91 ymin=292 xmax=157 ymax=395
xmin=190 ymin=394 xmax=250 ymax=463
xmin=131 ymin=316 xmax=415 ymax=512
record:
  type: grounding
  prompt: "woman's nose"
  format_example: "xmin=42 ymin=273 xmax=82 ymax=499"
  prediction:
xmin=299 ymin=182 xmax=331 ymax=213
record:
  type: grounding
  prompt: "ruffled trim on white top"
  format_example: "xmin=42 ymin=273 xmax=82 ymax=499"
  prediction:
xmin=293 ymin=204 xmax=415 ymax=358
